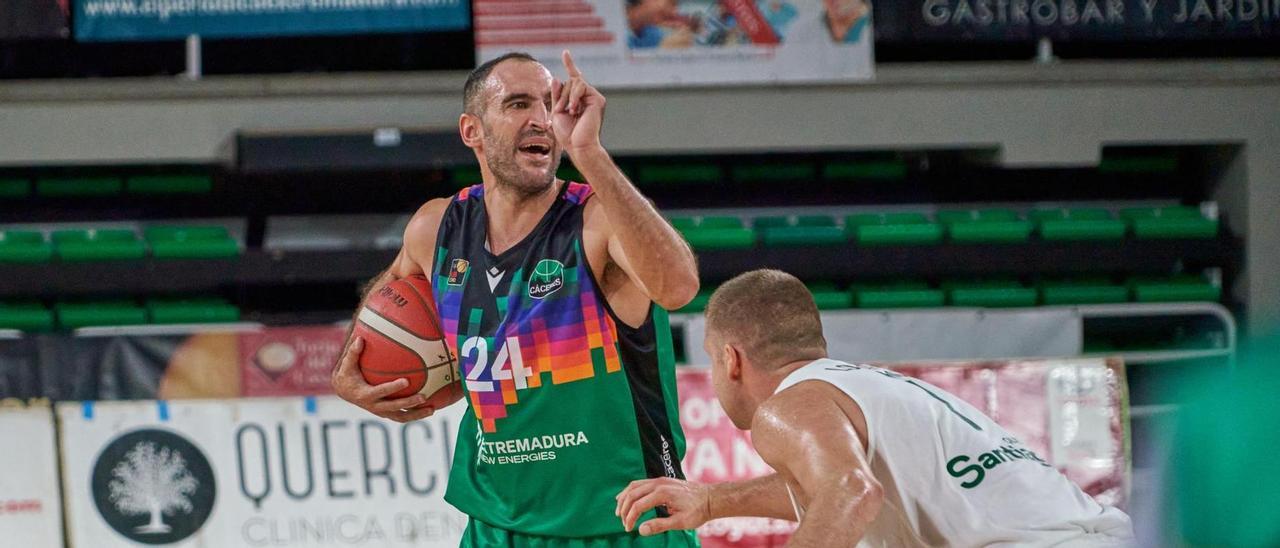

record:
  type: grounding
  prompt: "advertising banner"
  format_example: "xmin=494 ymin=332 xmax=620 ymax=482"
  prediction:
xmin=59 ymin=396 xmax=467 ymax=547
xmin=240 ymin=326 xmax=345 ymax=397
xmin=874 ymin=0 xmax=1280 ymax=42
xmin=475 ymin=0 xmax=874 ymax=87
xmin=0 ymin=404 xmax=64 ymax=548
xmin=75 ymin=0 xmax=470 ymax=41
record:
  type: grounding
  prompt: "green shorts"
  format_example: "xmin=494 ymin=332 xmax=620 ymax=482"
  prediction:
xmin=459 ymin=518 xmax=700 ymax=548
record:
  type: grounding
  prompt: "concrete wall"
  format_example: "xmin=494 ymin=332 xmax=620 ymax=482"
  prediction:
xmin=1 ymin=60 xmax=1277 ymax=330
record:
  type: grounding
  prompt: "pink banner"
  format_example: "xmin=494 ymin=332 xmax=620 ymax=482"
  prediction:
xmin=677 ymin=358 xmax=1128 ymax=546
xmin=239 ymin=326 xmax=345 ymax=397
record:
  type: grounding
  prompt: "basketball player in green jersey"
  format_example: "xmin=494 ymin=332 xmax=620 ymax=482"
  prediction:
xmin=332 ymin=50 xmax=701 ymax=546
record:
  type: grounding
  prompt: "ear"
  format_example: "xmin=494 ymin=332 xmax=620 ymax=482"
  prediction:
xmin=459 ymin=113 xmax=484 ymax=150
xmin=723 ymin=343 xmax=744 ymax=382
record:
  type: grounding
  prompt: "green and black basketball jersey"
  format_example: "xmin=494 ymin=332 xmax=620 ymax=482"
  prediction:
xmin=431 ymin=181 xmax=688 ymax=536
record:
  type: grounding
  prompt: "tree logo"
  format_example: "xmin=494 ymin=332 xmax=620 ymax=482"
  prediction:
xmin=91 ymin=429 xmax=216 ymax=544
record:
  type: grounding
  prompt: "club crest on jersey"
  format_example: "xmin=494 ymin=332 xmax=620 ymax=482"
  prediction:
xmin=448 ymin=259 xmax=469 ymax=286
xmin=528 ymin=259 xmax=565 ymax=299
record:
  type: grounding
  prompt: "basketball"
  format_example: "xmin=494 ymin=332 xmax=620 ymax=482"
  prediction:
xmin=353 ymin=275 xmax=462 ymax=405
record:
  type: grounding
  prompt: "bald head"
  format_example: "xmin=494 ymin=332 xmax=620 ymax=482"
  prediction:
xmin=705 ymin=269 xmax=828 ymax=370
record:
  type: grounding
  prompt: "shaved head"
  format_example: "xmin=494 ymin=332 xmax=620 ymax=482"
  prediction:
xmin=464 ymin=51 xmax=539 ymax=116
xmin=705 ymin=269 xmax=828 ymax=370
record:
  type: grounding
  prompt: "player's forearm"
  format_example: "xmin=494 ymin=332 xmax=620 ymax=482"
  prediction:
xmin=786 ymin=474 xmax=882 ymax=547
xmin=706 ymin=474 xmax=797 ymax=521
xmin=571 ymin=145 xmax=699 ymax=309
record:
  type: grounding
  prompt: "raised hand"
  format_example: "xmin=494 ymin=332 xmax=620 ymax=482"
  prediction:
xmin=551 ymin=50 xmax=606 ymax=157
xmin=331 ymin=337 xmax=436 ymax=423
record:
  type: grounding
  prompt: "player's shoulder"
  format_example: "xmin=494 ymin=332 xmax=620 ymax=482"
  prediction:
xmin=401 ymin=197 xmax=454 ymax=257
xmin=758 ymin=379 xmax=861 ymax=433
xmin=406 ymin=197 xmax=452 ymax=233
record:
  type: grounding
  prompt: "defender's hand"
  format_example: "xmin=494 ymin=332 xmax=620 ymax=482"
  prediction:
xmin=551 ymin=50 xmax=606 ymax=157
xmin=615 ymin=477 xmax=711 ymax=535
xmin=332 ymin=337 xmax=436 ymax=423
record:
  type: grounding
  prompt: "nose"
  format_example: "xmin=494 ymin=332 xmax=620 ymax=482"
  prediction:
xmin=527 ymin=101 xmax=551 ymax=131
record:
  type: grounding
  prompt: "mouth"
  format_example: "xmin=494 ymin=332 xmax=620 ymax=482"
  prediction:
xmin=516 ymin=139 xmax=552 ymax=160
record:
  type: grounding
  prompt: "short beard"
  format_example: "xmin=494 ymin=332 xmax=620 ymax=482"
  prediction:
xmin=482 ymin=124 xmax=561 ymax=199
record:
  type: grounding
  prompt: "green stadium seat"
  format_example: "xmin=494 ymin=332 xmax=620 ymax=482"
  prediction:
xmin=732 ymin=163 xmax=816 ymax=183
xmin=0 ymin=301 xmax=55 ymax=332
xmin=822 ymin=161 xmax=906 ymax=181
xmin=846 ymin=213 xmax=943 ymax=246
xmin=752 ymin=216 xmax=791 ymax=229
xmin=0 ymin=231 xmax=53 ymax=263
xmin=947 ymin=280 xmax=1038 ymax=308
xmin=145 ymin=226 xmax=240 ymax=259
xmin=1130 ymin=276 xmax=1221 ymax=303
xmin=808 ymin=282 xmax=852 ymax=310
xmin=1039 ymin=279 xmax=1129 ymax=305
xmin=56 ymin=300 xmax=148 ymax=329
xmin=0 ymin=178 xmax=31 ymax=199
xmin=673 ymin=216 xmax=754 ymax=250
xmin=638 ymin=164 xmax=721 ymax=184
xmin=669 ymin=217 xmax=698 ymax=231
xmin=682 ymin=228 xmax=755 ymax=250
xmin=853 ymin=281 xmax=945 ymax=309
xmin=937 ymin=209 xmax=1020 ymax=224
xmin=1121 ymin=206 xmax=1218 ymax=239
xmin=126 ymin=175 xmax=212 ymax=195
xmin=146 ymin=298 xmax=241 ymax=324
xmin=759 ymin=215 xmax=843 ymax=246
xmin=795 ymin=215 xmax=836 ymax=227
xmin=697 ymin=216 xmax=744 ymax=229
xmin=53 ymin=229 xmax=146 ymax=261
xmin=1028 ymin=208 xmax=1112 ymax=222
xmin=942 ymin=209 xmax=1032 ymax=243
xmin=36 ymin=177 xmax=123 ymax=197
xmin=1034 ymin=208 xmax=1126 ymax=241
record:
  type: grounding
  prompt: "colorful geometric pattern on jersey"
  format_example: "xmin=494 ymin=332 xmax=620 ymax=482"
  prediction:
xmin=432 ymin=182 xmax=689 ymax=537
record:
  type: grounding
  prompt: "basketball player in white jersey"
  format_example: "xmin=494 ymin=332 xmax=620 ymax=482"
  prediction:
xmin=615 ymin=269 xmax=1135 ymax=546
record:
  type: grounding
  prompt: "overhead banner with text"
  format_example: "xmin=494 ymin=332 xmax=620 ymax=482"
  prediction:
xmin=75 ymin=0 xmax=470 ymax=42
xmin=874 ymin=0 xmax=1280 ymax=42
xmin=475 ymin=0 xmax=874 ymax=87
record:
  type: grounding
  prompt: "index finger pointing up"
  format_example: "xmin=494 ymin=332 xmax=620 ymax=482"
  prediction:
xmin=562 ymin=49 xmax=581 ymax=78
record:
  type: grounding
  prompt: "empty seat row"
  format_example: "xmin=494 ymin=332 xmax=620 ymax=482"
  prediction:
xmin=671 ymin=206 xmax=1218 ymax=249
xmin=0 ymin=297 xmax=241 ymax=332
xmin=677 ymin=275 xmax=1220 ymax=313
xmin=0 ymin=226 xmax=239 ymax=262
xmin=0 ymin=175 xmax=212 ymax=198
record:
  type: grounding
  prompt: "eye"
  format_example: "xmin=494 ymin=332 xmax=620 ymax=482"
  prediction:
xmin=511 ymin=101 xmax=528 ymax=109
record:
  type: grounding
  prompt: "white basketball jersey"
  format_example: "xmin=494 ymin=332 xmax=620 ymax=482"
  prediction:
xmin=775 ymin=359 xmax=1134 ymax=547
